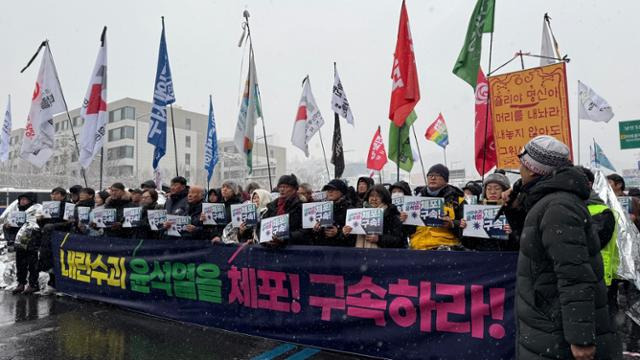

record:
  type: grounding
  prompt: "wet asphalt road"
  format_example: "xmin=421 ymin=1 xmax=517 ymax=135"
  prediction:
xmin=0 ymin=291 xmax=368 ymax=360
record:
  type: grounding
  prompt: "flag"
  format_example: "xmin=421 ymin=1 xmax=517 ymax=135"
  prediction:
xmin=147 ymin=20 xmax=176 ymax=170
xmin=331 ymin=63 xmax=354 ymax=126
xmin=388 ymin=111 xmax=417 ymax=172
xmin=540 ymin=15 xmax=557 ymax=66
xmin=292 ymin=76 xmax=324 ymax=157
xmin=0 ymin=95 xmax=11 ymax=162
xmin=578 ymin=81 xmax=614 ymax=123
xmin=452 ymin=0 xmax=495 ymax=87
xmin=425 ymin=113 xmax=449 ymax=149
xmin=367 ymin=126 xmax=388 ymax=171
xmin=20 ymin=43 xmax=65 ymax=168
xmin=474 ymin=67 xmax=496 ymax=175
xmin=233 ymin=50 xmax=262 ymax=173
xmin=204 ymin=95 xmax=219 ymax=183
xmin=593 ymin=140 xmax=616 ymax=172
xmin=331 ymin=114 xmax=345 ymax=178
xmin=78 ymin=27 xmax=108 ymax=169
xmin=389 ymin=0 xmax=420 ymax=128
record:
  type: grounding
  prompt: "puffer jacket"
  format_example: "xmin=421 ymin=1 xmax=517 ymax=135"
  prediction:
xmin=510 ymin=166 xmax=620 ymax=359
xmin=312 ymin=196 xmax=355 ymax=247
xmin=409 ymin=184 xmax=465 ymax=250
xmin=165 ymin=188 xmax=189 ymax=215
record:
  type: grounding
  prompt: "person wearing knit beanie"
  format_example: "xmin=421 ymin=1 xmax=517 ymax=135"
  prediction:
xmin=518 ymin=135 xmax=572 ymax=181
xmin=482 ymin=172 xmax=511 ymax=203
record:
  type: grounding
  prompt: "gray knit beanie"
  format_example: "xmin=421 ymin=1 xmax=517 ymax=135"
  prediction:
xmin=483 ymin=173 xmax=510 ymax=190
xmin=519 ymin=135 xmax=571 ymax=175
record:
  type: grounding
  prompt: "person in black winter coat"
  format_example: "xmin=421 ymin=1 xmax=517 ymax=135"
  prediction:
xmin=103 ymin=183 xmax=135 ymax=238
xmin=137 ymin=189 xmax=163 ymax=239
xmin=389 ymin=181 xmax=416 ymax=242
xmin=355 ymin=176 xmax=374 ymax=208
xmin=37 ymin=187 xmax=70 ymax=291
xmin=504 ymin=136 xmax=620 ymax=360
xmin=209 ymin=181 xmax=243 ymax=243
xmin=8 ymin=192 xmax=39 ymax=294
xmin=311 ymin=179 xmax=355 ymax=247
xmin=73 ymin=188 xmax=96 ymax=234
xmin=259 ymin=174 xmax=306 ymax=247
xmin=164 ymin=176 xmax=189 ymax=215
xmin=344 ymin=185 xmax=405 ymax=248
xmin=180 ymin=186 xmax=205 ymax=240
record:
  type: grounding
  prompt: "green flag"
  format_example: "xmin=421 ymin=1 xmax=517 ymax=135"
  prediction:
xmin=452 ymin=0 xmax=495 ymax=87
xmin=388 ymin=111 xmax=417 ymax=172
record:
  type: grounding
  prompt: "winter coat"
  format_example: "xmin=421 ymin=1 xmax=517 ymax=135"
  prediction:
xmin=354 ymin=204 xmax=406 ymax=248
xmin=312 ymin=196 xmax=355 ymax=247
xmin=409 ymin=184 xmax=465 ymax=250
xmin=72 ymin=199 xmax=95 ymax=234
xmin=260 ymin=194 xmax=306 ymax=245
xmin=137 ymin=202 xmax=163 ymax=239
xmin=390 ymin=181 xmax=417 ymax=241
xmin=4 ymin=193 xmax=37 ymax=246
xmin=508 ymin=167 xmax=620 ymax=359
xmin=461 ymin=199 xmax=519 ymax=252
xmin=103 ymin=198 xmax=135 ymax=238
xmin=180 ymin=201 xmax=204 ymax=240
xmin=165 ymin=188 xmax=189 ymax=215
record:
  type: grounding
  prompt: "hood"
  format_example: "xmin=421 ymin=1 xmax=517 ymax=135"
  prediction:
xmin=17 ymin=192 xmax=37 ymax=210
xmin=389 ymin=181 xmax=412 ymax=196
xmin=251 ymin=189 xmax=273 ymax=211
xmin=524 ymin=166 xmax=591 ymax=209
xmin=357 ymin=177 xmax=374 ymax=192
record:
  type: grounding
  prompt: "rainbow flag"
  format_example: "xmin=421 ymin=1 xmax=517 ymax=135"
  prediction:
xmin=425 ymin=113 xmax=449 ymax=148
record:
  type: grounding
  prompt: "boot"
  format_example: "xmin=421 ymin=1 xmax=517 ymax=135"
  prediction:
xmin=22 ymin=285 xmax=39 ymax=295
xmin=11 ymin=284 xmax=25 ymax=294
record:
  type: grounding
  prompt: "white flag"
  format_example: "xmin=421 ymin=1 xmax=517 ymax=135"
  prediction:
xmin=233 ymin=51 xmax=262 ymax=173
xmin=578 ymin=81 xmax=614 ymax=123
xmin=540 ymin=18 xmax=556 ymax=66
xmin=292 ymin=77 xmax=324 ymax=157
xmin=20 ymin=44 xmax=65 ymax=168
xmin=79 ymin=28 xmax=108 ymax=169
xmin=0 ymin=95 xmax=11 ymax=162
xmin=331 ymin=65 xmax=354 ymax=126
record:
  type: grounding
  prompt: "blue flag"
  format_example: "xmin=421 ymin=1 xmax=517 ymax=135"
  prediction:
xmin=147 ymin=21 xmax=176 ymax=170
xmin=204 ymin=95 xmax=219 ymax=183
xmin=593 ymin=140 xmax=616 ymax=172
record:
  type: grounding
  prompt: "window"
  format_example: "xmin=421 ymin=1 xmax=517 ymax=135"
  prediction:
xmin=55 ymin=122 xmax=60 ymax=132
xmin=107 ymin=145 xmax=134 ymax=160
xmin=185 ymin=153 xmax=191 ymax=165
xmin=73 ymin=116 xmax=83 ymax=127
xmin=108 ymin=126 xmax=135 ymax=142
xmin=109 ymin=106 xmax=135 ymax=123
xmin=185 ymin=136 xmax=191 ymax=148
xmin=118 ymin=165 xmax=134 ymax=176
xmin=185 ymin=170 xmax=191 ymax=179
xmin=185 ymin=118 xmax=191 ymax=130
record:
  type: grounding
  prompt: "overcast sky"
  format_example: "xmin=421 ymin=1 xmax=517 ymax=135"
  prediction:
xmin=1 ymin=0 xmax=638 ymax=178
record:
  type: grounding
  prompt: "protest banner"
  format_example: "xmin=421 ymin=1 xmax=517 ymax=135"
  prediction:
xmin=123 ymin=207 xmax=142 ymax=228
xmin=463 ymin=205 xmax=509 ymax=240
xmin=93 ymin=208 xmax=116 ymax=228
xmin=489 ymin=62 xmax=572 ymax=169
xmin=202 ymin=203 xmax=227 ymax=225
xmin=7 ymin=211 xmax=26 ymax=227
xmin=42 ymin=201 xmax=61 ymax=219
xmin=345 ymin=208 xmax=383 ymax=235
xmin=52 ymin=232 xmax=517 ymax=360
xmin=401 ymin=197 xmax=445 ymax=227
xmin=392 ymin=193 xmax=404 ymax=209
xmin=259 ymin=214 xmax=289 ymax=243
xmin=302 ymin=201 xmax=333 ymax=228
xmin=63 ymin=203 xmax=75 ymax=221
xmin=77 ymin=207 xmax=91 ymax=225
xmin=147 ymin=210 xmax=167 ymax=231
xmin=166 ymin=215 xmax=190 ymax=237
xmin=231 ymin=203 xmax=257 ymax=227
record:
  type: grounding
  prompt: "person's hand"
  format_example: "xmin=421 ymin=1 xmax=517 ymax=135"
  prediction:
xmin=365 ymin=234 xmax=379 ymax=243
xmin=211 ymin=236 xmax=221 ymax=245
xmin=200 ymin=213 xmax=206 ymax=222
xmin=342 ymin=225 xmax=352 ymax=236
xmin=262 ymin=235 xmax=286 ymax=249
xmin=90 ymin=222 xmax=98 ymax=229
xmin=163 ymin=221 xmax=173 ymax=230
xmin=631 ymin=214 xmax=637 ymax=222
xmin=570 ymin=344 xmax=595 ymax=360
xmin=313 ymin=222 xmax=322 ymax=232
xmin=441 ymin=216 xmax=454 ymax=229
xmin=185 ymin=224 xmax=197 ymax=233
xmin=504 ymin=224 xmax=512 ymax=234
xmin=399 ymin=212 xmax=408 ymax=222
xmin=111 ymin=222 xmax=122 ymax=230
xmin=239 ymin=222 xmax=247 ymax=233
xmin=501 ymin=188 xmax=513 ymax=204
xmin=460 ymin=219 xmax=467 ymax=229
xmin=324 ymin=225 xmax=338 ymax=238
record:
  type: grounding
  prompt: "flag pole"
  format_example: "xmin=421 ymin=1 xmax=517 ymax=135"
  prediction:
xmin=577 ymin=84 xmax=581 ymax=165
xmin=44 ymin=42 xmax=88 ymax=188
xmin=443 ymin=147 xmax=447 ymax=167
xmin=411 ymin=125 xmax=427 ymax=185
xmin=396 ymin=126 xmax=401 ymax=182
xmin=99 ymin=147 xmax=104 ymax=190
xmin=243 ymin=11 xmax=273 ymax=190
xmin=318 ymin=130 xmax=332 ymax=181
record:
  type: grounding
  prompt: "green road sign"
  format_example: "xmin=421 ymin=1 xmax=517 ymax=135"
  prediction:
xmin=619 ymin=120 xmax=640 ymax=149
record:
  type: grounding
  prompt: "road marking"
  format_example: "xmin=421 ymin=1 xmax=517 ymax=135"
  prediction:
xmin=250 ymin=343 xmax=297 ymax=360
xmin=285 ymin=347 xmax=321 ymax=360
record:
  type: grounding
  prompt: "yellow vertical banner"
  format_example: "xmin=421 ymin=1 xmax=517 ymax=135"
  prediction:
xmin=488 ymin=62 xmax=572 ymax=169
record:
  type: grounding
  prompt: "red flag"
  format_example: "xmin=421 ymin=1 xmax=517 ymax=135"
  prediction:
xmin=367 ymin=126 xmax=388 ymax=171
xmin=474 ymin=67 xmax=496 ymax=175
xmin=388 ymin=0 xmax=420 ymax=127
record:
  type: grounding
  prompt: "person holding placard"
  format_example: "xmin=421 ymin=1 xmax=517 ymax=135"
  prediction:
xmin=37 ymin=187 xmax=70 ymax=294
xmin=165 ymin=176 xmax=190 ymax=216
xmin=137 ymin=189 xmax=163 ymax=239
xmin=209 ymin=181 xmax=243 ymax=243
xmin=409 ymin=164 xmax=465 ymax=251
xmin=312 ymin=179 xmax=355 ymax=247
xmin=343 ymin=185 xmax=405 ymax=249
xmin=103 ymin=183 xmax=135 ymax=238
xmin=237 ymin=189 xmax=272 ymax=243
xmin=8 ymin=193 xmax=38 ymax=295
xmin=258 ymin=174 xmax=304 ymax=247
xmin=179 ymin=186 xmax=205 ymax=240
xmin=355 ymin=177 xmax=374 ymax=208
xmin=607 ymin=173 xmax=640 ymax=231
xmin=389 ymin=181 xmax=416 ymax=244
xmin=73 ymin=188 xmax=95 ymax=235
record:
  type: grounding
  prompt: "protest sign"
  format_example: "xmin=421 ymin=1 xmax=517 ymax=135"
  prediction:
xmin=463 ymin=205 xmax=509 ymax=240
xmin=202 ymin=203 xmax=227 ymax=225
xmin=123 ymin=207 xmax=142 ymax=228
xmin=302 ymin=201 xmax=333 ymax=228
xmin=7 ymin=211 xmax=26 ymax=227
xmin=619 ymin=196 xmax=633 ymax=215
xmin=42 ymin=201 xmax=61 ymax=219
xmin=77 ymin=207 xmax=91 ymax=225
xmin=166 ymin=215 xmax=191 ymax=237
xmin=259 ymin=214 xmax=289 ymax=243
xmin=345 ymin=208 xmax=383 ymax=235
xmin=231 ymin=203 xmax=257 ymax=227
xmin=392 ymin=193 xmax=404 ymax=210
xmin=63 ymin=203 xmax=75 ymax=221
xmin=147 ymin=210 xmax=167 ymax=231
xmin=401 ymin=197 xmax=445 ymax=227
xmin=93 ymin=208 xmax=116 ymax=228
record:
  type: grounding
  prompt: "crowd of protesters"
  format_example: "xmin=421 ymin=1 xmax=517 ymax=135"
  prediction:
xmin=5 ymin=134 xmax=640 ymax=358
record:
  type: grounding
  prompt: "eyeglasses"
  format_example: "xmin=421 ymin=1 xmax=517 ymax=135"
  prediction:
xmin=427 ymin=174 xmax=442 ymax=179
xmin=517 ymin=149 xmax=527 ymax=159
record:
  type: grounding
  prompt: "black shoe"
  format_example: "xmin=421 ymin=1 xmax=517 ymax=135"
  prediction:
xmin=11 ymin=284 xmax=25 ymax=294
